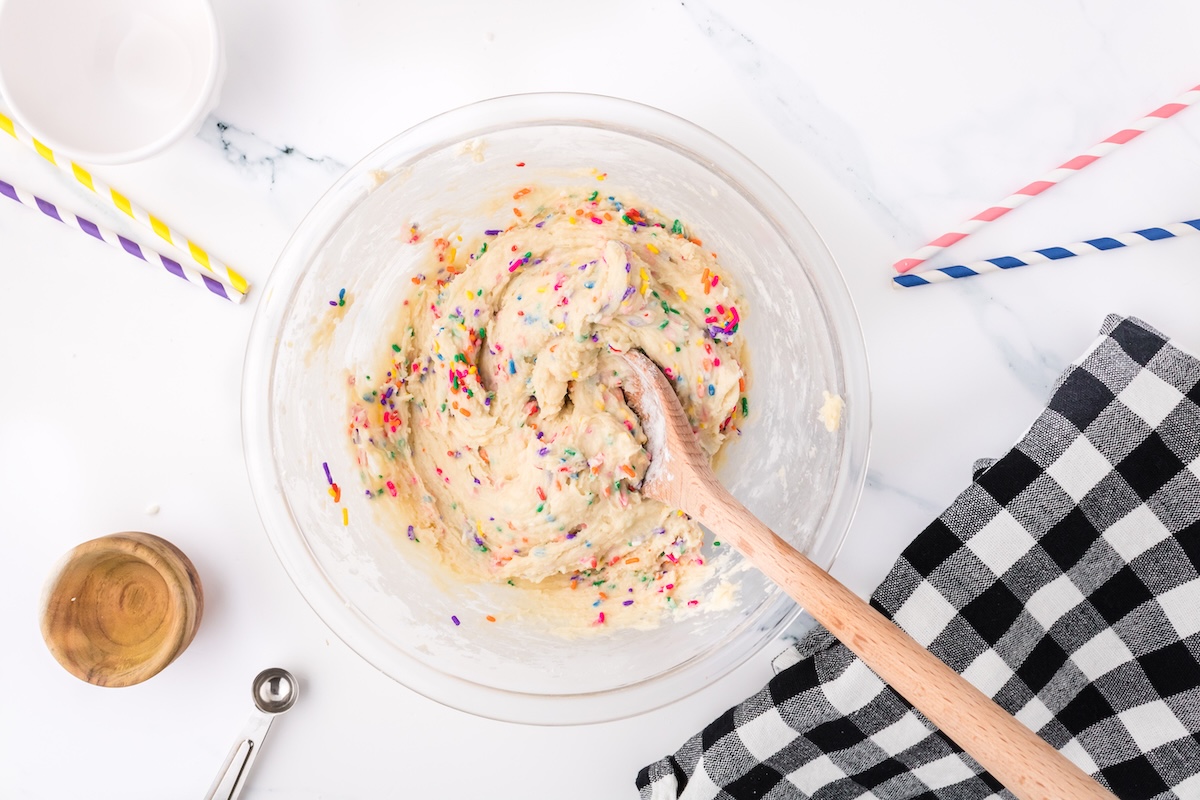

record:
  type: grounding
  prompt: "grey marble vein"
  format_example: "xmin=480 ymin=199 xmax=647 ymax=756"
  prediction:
xmin=961 ymin=281 xmax=1066 ymax=398
xmin=864 ymin=469 xmax=944 ymax=519
xmin=197 ymin=117 xmax=346 ymax=186
xmin=678 ymin=0 xmax=914 ymax=240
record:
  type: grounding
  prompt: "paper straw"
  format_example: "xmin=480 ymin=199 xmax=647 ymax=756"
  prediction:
xmin=893 ymin=219 xmax=1200 ymax=288
xmin=0 ymin=111 xmax=249 ymax=295
xmin=894 ymin=84 xmax=1200 ymax=274
xmin=0 ymin=177 xmax=243 ymax=303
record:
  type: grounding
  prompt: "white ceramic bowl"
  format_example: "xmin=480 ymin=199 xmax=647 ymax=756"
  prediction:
xmin=0 ymin=0 xmax=223 ymax=164
xmin=243 ymin=93 xmax=871 ymax=724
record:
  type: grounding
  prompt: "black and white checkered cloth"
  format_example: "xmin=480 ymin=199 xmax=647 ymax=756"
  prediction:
xmin=638 ymin=315 xmax=1200 ymax=800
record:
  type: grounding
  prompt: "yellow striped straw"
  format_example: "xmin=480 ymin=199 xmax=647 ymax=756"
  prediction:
xmin=0 ymin=111 xmax=249 ymax=296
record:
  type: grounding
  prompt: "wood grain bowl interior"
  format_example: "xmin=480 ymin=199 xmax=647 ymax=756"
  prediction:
xmin=40 ymin=532 xmax=203 ymax=687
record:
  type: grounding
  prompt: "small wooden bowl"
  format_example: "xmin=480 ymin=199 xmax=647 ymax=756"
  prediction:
xmin=40 ymin=532 xmax=204 ymax=687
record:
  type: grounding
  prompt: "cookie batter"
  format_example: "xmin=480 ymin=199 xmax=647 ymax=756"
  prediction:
xmin=349 ymin=188 xmax=747 ymax=627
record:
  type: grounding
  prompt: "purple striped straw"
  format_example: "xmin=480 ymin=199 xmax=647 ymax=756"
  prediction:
xmin=0 ymin=177 xmax=243 ymax=303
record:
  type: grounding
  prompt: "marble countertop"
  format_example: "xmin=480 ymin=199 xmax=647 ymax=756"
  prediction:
xmin=3 ymin=1 xmax=1199 ymax=797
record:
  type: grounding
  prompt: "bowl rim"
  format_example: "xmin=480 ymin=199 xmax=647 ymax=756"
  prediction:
xmin=242 ymin=91 xmax=872 ymax=724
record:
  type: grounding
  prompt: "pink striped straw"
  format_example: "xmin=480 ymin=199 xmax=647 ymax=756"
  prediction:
xmin=894 ymin=83 xmax=1200 ymax=273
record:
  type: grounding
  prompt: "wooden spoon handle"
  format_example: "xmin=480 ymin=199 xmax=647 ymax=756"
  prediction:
xmin=695 ymin=486 xmax=1115 ymax=800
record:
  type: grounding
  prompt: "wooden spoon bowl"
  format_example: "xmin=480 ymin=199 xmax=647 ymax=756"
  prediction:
xmin=40 ymin=532 xmax=203 ymax=687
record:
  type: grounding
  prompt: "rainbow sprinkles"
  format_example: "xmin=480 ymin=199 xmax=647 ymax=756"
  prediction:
xmin=345 ymin=185 xmax=749 ymax=631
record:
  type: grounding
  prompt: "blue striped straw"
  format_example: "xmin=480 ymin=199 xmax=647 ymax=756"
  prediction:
xmin=894 ymin=219 xmax=1200 ymax=288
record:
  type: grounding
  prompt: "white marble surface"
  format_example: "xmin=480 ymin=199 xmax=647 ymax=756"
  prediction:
xmin=3 ymin=1 xmax=1200 ymax=797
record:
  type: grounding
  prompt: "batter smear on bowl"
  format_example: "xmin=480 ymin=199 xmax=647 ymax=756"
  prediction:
xmin=349 ymin=187 xmax=748 ymax=629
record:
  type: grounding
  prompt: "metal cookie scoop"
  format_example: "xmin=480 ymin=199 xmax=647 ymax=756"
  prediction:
xmin=203 ymin=668 xmax=298 ymax=800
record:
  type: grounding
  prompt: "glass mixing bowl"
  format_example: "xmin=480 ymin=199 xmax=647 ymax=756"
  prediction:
xmin=242 ymin=93 xmax=870 ymax=724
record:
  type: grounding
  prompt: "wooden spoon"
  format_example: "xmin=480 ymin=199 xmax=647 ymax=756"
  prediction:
xmin=620 ymin=350 xmax=1114 ymax=800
